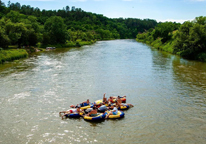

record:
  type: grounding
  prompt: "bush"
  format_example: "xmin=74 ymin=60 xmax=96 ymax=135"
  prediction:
xmin=0 ymin=49 xmax=28 ymax=64
xmin=196 ymin=53 xmax=206 ymax=62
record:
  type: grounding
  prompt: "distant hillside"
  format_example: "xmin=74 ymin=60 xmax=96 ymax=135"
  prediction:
xmin=0 ymin=1 xmax=157 ymax=48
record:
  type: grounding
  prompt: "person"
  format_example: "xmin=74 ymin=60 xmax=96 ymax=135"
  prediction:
xmin=59 ymin=107 xmax=82 ymax=119
xmin=81 ymin=99 xmax=90 ymax=107
xmin=126 ymin=103 xmax=134 ymax=108
xmin=114 ymin=100 xmax=121 ymax=109
xmin=105 ymin=105 xmax=118 ymax=118
xmin=110 ymin=95 xmax=126 ymax=99
xmin=117 ymin=96 xmax=124 ymax=106
xmin=98 ymin=104 xmax=108 ymax=112
xmin=84 ymin=107 xmax=93 ymax=114
xmin=118 ymin=95 xmax=126 ymax=98
xmin=103 ymin=93 xmax=107 ymax=102
xmin=87 ymin=106 xmax=98 ymax=117
xmin=108 ymin=96 xmax=115 ymax=103
xmin=103 ymin=100 xmax=110 ymax=107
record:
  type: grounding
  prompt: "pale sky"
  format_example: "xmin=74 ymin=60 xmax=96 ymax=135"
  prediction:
xmin=1 ymin=0 xmax=206 ymax=23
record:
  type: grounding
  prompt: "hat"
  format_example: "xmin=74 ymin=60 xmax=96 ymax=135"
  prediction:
xmin=70 ymin=105 xmax=75 ymax=108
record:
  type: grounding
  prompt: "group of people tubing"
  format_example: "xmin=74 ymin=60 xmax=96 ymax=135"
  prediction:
xmin=59 ymin=93 xmax=134 ymax=119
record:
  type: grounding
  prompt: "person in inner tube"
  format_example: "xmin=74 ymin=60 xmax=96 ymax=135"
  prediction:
xmin=59 ymin=106 xmax=82 ymax=119
xmin=105 ymin=105 xmax=118 ymax=118
xmin=81 ymin=99 xmax=90 ymax=107
xmin=117 ymin=96 xmax=125 ymax=106
xmin=87 ymin=106 xmax=98 ymax=117
xmin=103 ymin=93 xmax=107 ymax=103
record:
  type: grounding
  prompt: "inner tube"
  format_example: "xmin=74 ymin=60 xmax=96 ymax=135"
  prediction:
xmin=118 ymin=104 xmax=129 ymax=110
xmin=80 ymin=105 xmax=93 ymax=110
xmin=112 ymin=97 xmax=126 ymax=103
xmin=121 ymin=97 xmax=126 ymax=103
xmin=83 ymin=113 xmax=107 ymax=121
xmin=65 ymin=113 xmax=81 ymax=118
xmin=94 ymin=99 xmax=103 ymax=105
xmin=106 ymin=111 xmax=125 ymax=119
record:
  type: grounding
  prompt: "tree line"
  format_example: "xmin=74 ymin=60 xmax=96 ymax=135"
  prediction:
xmin=0 ymin=0 xmax=157 ymax=48
xmin=136 ymin=16 xmax=206 ymax=61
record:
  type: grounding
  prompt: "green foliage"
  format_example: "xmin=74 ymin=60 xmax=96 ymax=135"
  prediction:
xmin=152 ymin=22 xmax=180 ymax=43
xmin=196 ymin=53 xmax=206 ymax=61
xmin=136 ymin=16 xmax=206 ymax=61
xmin=174 ymin=17 xmax=206 ymax=59
xmin=44 ymin=16 xmax=67 ymax=44
xmin=0 ymin=49 xmax=28 ymax=64
xmin=0 ymin=1 xmax=157 ymax=49
xmin=0 ymin=25 xmax=10 ymax=47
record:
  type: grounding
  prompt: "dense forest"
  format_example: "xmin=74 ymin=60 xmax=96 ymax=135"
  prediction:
xmin=136 ymin=16 xmax=206 ymax=61
xmin=0 ymin=0 xmax=157 ymax=48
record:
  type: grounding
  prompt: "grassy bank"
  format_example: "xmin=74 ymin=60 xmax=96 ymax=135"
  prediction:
xmin=0 ymin=49 xmax=28 ymax=64
xmin=136 ymin=19 xmax=206 ymax=62
xmin=136 ymin=37 xmax=175 ymax=53
xmin=37 ymin=40 xmax=96 ymax=48
xmin=0 ymin=40 xmax=96 ymax=64
xmin=136 ymin=37 xmax=206 ymax=62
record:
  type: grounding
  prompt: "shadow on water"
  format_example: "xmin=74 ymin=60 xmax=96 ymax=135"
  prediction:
xmin=84 ymin=119 xmax=106 ymax=126
xmin=172 ymin=57 xmax=206 ymax=88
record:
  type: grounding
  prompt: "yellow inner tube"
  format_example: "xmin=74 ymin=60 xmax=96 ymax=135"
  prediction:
xmin=108 ymin=111 xmax=122 ymax=119
xmin=80 ymin=105 xmax=92 ymax=110
xmin=84 ymin=113 xmax=103 ymax=120
xmin=95 ymin=99 xmax=103 ymax=105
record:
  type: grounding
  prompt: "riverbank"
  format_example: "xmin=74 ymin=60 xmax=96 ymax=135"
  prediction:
xmin=136 ymin=18 xmax=206 ymax=62
xmin=0 ymin=49 xmax=28 ymax=64
xmin=0 ymin=40 xmax=96 ymax=64
xmin=136 ymin=37 xmax=206 ymax=62
xmin=38 ymin=40 xmax=96 ymax=48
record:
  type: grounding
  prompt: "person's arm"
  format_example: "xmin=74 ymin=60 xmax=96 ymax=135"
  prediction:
xmin=112 ymin=108 xmax=116 ymax=112
xmin=103 ymin=93 xmax=106 ymax=98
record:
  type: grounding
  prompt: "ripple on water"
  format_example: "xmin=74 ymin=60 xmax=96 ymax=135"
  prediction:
xmin=1 ymin=40 xmax=206 ymax=143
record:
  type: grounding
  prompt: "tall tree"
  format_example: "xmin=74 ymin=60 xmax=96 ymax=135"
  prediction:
xmin=44 ymin=16 xmax=67 ymax=44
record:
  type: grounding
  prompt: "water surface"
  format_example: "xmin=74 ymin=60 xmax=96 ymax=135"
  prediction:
xmin=0 ymin=40 xmax=206 ymax=143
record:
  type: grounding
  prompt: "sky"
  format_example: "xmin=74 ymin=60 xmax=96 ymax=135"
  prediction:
xmin=1 ymin=0 xmax=206 ymax=23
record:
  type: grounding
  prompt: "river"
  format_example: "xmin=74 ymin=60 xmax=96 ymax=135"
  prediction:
xmin=0 ymin=39 xmax=206 ymax=144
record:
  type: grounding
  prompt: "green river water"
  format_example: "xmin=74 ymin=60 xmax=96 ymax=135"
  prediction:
xmin=0 ymin=39 xmax=206 ymax=144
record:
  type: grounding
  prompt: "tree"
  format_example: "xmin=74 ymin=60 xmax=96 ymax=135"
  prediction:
xmin=7 ymin=1 xmax=10 ymax=7
xmin=71 ymin=6 xmax=75 ymax=11
xmin=66 ymin=6 xmax=70 ymax=12
xmin=0 ymin=26 xmax=10 ymax=48
xmin=44 ymin=16 xmax=67 ymax=44
xmin=173 ymin=17 xmax=206 ymax=58
xmin=152 ymin=22 xmax=179 ymax=43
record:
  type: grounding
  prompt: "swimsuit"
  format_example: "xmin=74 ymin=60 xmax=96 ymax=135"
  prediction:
xmin=90 ymin=114 xmax=98 ymax=117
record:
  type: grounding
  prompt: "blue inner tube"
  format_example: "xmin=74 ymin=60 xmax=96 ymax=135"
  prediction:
xmin=105 ymin=110 xmax=125 ymax=119
xmin=65 ymin=113 xmax=81 ymax=118
xmin=83 ymin=113 xmax=107 ymax=121
xmin=118 ymin=104 xmax=129 ymax=110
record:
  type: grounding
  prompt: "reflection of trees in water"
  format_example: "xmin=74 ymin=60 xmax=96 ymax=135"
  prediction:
xmin=151 ymin=49 xmax=175 ymax=71
xmin=172 ymin=58 xmax=206 ymax=88
xmin=172 ymin=57 xmax=206 ymax=107
xmin=151 ymin=49 xmax=206 ymax=106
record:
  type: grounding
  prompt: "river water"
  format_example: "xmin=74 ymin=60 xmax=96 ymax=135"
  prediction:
xmin=0 ymin=39 xmax=206 ymax=144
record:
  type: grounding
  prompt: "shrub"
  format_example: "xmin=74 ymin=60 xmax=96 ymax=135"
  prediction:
xmin=0 ymin=49 xmax=28 ymax=64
